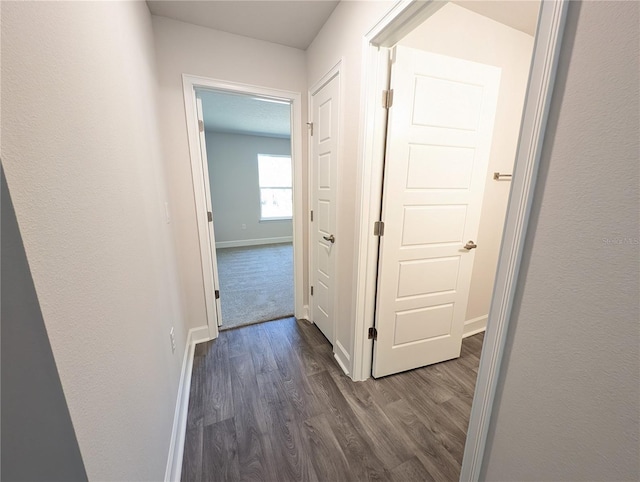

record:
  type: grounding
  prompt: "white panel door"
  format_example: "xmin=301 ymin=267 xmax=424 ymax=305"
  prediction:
xmin=310 ymin=73 xmax=339 ymax=343
xmin=372 ymin=47 xmax=501 ymax=378
xmin=196 ymin=95 xmax=222 ymax=326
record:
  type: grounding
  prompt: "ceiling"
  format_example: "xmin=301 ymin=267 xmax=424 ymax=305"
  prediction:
xmin=454 ymin=1 xmax=540 ymax=36
xmin=146 ymin=0 xmax=339 ymax=50
xmin=159 ymin=1 xmax=539 ymax=137
xmin=198 ymin=89 xmax=291 ymax=138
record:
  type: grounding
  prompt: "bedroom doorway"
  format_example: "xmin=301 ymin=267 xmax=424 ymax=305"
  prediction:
xmin=183 ymin=76 xmax=304 ymax=338
xmin=197 ymin=89 xmax=295 ymax=331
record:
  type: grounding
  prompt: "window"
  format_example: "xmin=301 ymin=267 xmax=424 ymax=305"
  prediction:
xmin=257 ymin=154 xmax=293 ymax=220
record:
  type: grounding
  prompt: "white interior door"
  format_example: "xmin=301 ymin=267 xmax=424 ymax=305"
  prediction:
xmin=310 ymin=72 xmax=339 ymax=343
xmin=196 ymin=95 xmax=222 ymax=327
xmin=372 ymin=46 xmax=501 ymax=378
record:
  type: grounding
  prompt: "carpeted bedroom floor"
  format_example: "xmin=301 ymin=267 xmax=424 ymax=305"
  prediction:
xmin=216 ymin=243 xmax=294 ymax=330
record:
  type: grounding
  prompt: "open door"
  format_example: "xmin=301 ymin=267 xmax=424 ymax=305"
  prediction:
xmin=372 ymin=47 xmax=501 ymax=377
xmin=196 ymin=95 xmax=223 ymax=327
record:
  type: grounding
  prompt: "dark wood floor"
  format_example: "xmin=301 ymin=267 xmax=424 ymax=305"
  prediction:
xmin=181 ymin=317 xmax=484 ymax=482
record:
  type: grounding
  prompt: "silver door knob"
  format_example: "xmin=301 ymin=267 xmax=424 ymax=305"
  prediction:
xmin=464 ymin=240 xmax=478 ymax=250
xmin=323 ymin=234 xmax=335 ymax=244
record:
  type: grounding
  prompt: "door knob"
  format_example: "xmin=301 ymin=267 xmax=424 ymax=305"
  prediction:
xmin=323 ymin=234 xmax=335 ymax=244
xmin=464 ymin=240 xmax=478 ymax=250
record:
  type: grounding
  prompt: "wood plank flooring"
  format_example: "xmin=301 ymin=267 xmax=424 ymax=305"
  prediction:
xmin=181 ymin=317 xmax=484 ymax=482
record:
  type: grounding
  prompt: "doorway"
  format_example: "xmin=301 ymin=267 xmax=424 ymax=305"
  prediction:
xmin=353 ymin=0 xmax=568 ymax=479
xmin=308 ymin=63 xmax=340 ymax=348
xmin=369 ymin=2 xmax=539 ymax=378
xmin=198 ymin=89 xmax=295 ymax=330
xmin=182 ymin=76 xmax=305 ymax=339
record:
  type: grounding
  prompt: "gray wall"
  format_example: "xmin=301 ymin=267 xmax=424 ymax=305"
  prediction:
xmin=482 ymin=2 xmax=639 ymax=480
xmin=1 ymin=167 xmax=87 ymax=482
xmin=206 ymin=131 xmax=293 ymax=245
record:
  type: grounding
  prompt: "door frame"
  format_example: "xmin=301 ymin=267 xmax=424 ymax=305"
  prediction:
xmin=307 ymin=60 xmax=343 ymax=354
xmin=350 ymin=0 xmax=569 ymax=480
xmin=182 ymin=74 xmax=305 ymax=340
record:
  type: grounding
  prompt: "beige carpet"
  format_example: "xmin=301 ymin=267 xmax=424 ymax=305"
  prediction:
xmin=216 ymin=243 xmax=294 ymax=330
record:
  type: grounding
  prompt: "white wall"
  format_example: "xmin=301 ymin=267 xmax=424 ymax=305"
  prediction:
xmin=206 ymin=131 xmax=293 ymax=245
xmin=1 ymin=2 xmax=186 ymax=480
xmin=399 ymin=3 xmax=535 ymax=328
xmin=306 ymin=0 xmax=394 ymax=373
xmin=482 ymin=1 xmax=639 ymax=480
xmin=152 ymin=16 xmax=307 ymax=328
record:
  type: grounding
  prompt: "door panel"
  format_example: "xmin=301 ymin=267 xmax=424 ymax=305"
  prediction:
xmin=311 ymin=73 xmax=339 ymax=343
xmin=372 ymin=47 xmax=501 ymax=377
xmin=196 ymin=95 xmax=222 ymax=326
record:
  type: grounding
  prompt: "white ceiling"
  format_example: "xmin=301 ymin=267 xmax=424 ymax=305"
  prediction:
xmin=454 ymin=1 xmax=540 ymax=36
xmin=146 ymin=0 xmax=339 ymax=50
xmin=198 ymin=89 xmax=291 ymax=138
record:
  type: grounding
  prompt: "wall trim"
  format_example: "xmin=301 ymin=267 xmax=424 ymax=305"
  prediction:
xmin=334 ymin=352 xmax=350 ymax=377
xmin=300 ymin=304 xmax=310 ymax=321
xmin=164 ymin=326 xmax=210 ymax=482
xmin=215 ymin=236 xmax=293 ymax=249
xmin=462 ymin=1 xmax=569 ymax=479
xmin=464 ymin=315 xmax=488 ymax=338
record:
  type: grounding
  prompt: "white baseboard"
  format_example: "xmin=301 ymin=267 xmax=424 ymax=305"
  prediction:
xmin=215 ymin=236 xmax=293 ymax=249
xmin=164 ymin=326 xmax=210 ymax=482
xmin=299 ymin=304 xmax=310 ymax=321
xmin=463 ymin=315 xmax=488 ymax=338
xmin=334 ymin=340 xmax=351 ymax=376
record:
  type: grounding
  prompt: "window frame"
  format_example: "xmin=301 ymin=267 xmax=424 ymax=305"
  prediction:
xmin=257 ymin=153 xmax=293 ymax=221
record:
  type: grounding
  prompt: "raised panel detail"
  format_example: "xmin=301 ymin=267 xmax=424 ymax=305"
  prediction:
xmin=318 ymin=99 xmax=332 ymax=142
xmin=397 ymin=257 xmax=460 ymax=298
xmin=317 ymin=200 xmax=330 ymax=235
xmin=317 ymin=241 xmax=329 ymax=277
xmin=394 ymin=303 xmax=454 ymax=346
xmin=318 ymin=153 xmax=331 ymax=189
xmin=402 ymin=206 xmax=467 ymax=246
xmin=406 ymin=144 xmax=475 ymax=189
xmin=316 ymin=280 xmax=329 ymax=317
xmin=412 ymin=76 xmax=483 ymax=131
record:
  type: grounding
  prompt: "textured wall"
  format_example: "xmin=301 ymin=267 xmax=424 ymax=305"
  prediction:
xmin=151 ymin=16 xmax=307 ymax=328
xmin=1 ymin=168 xmax=88 ymax=482
xmin=1 ymin=2 xmax=186 ymax=479
xmin=399 ymin=3 xmax=534 ymax=324
xmin=482 ymin=1 xmax=640 ymax=480
xmin=206 ymin=131 xmax=292 ymax=244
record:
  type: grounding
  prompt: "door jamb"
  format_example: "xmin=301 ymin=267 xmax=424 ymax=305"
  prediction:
xmin=182 ymin=74 xmax=305 ymax=340
xmin=350 ymin=0 xmax=569 ymax=480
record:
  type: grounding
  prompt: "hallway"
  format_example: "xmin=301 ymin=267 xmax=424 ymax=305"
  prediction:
xmin=181 ymin=317 xmax=483 ymax=481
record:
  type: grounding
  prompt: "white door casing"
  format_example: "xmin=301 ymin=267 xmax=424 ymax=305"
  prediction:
xmin=372 ymin=47 xmax=501 ymax=378
xmin=196 ymin=95 xmax=223 ymax=326
xmin=310 ymin=71 xmax=340 ymax=344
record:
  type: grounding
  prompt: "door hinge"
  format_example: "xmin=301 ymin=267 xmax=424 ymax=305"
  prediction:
xmin=382 ymin=89 xmax=394 ymax=109
xmin=307 ymin=122 xmax=314 ymax=136
xmin=373 ymin=221 xmax=385 ymax=236
xmin=215 ymin=289 xmax=220 ymax=300
xmin=310 ymin=210 xmax=314 ymax=222
xmin=368 ymin=327 xmax=378 ymax=340
xmin=310 ymin=286 xmax=314 ymax=296
xmin=207 ymin=211 xmax=213 ymax=222
xmin=198 ymin=120 xmax=204 ymax=132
